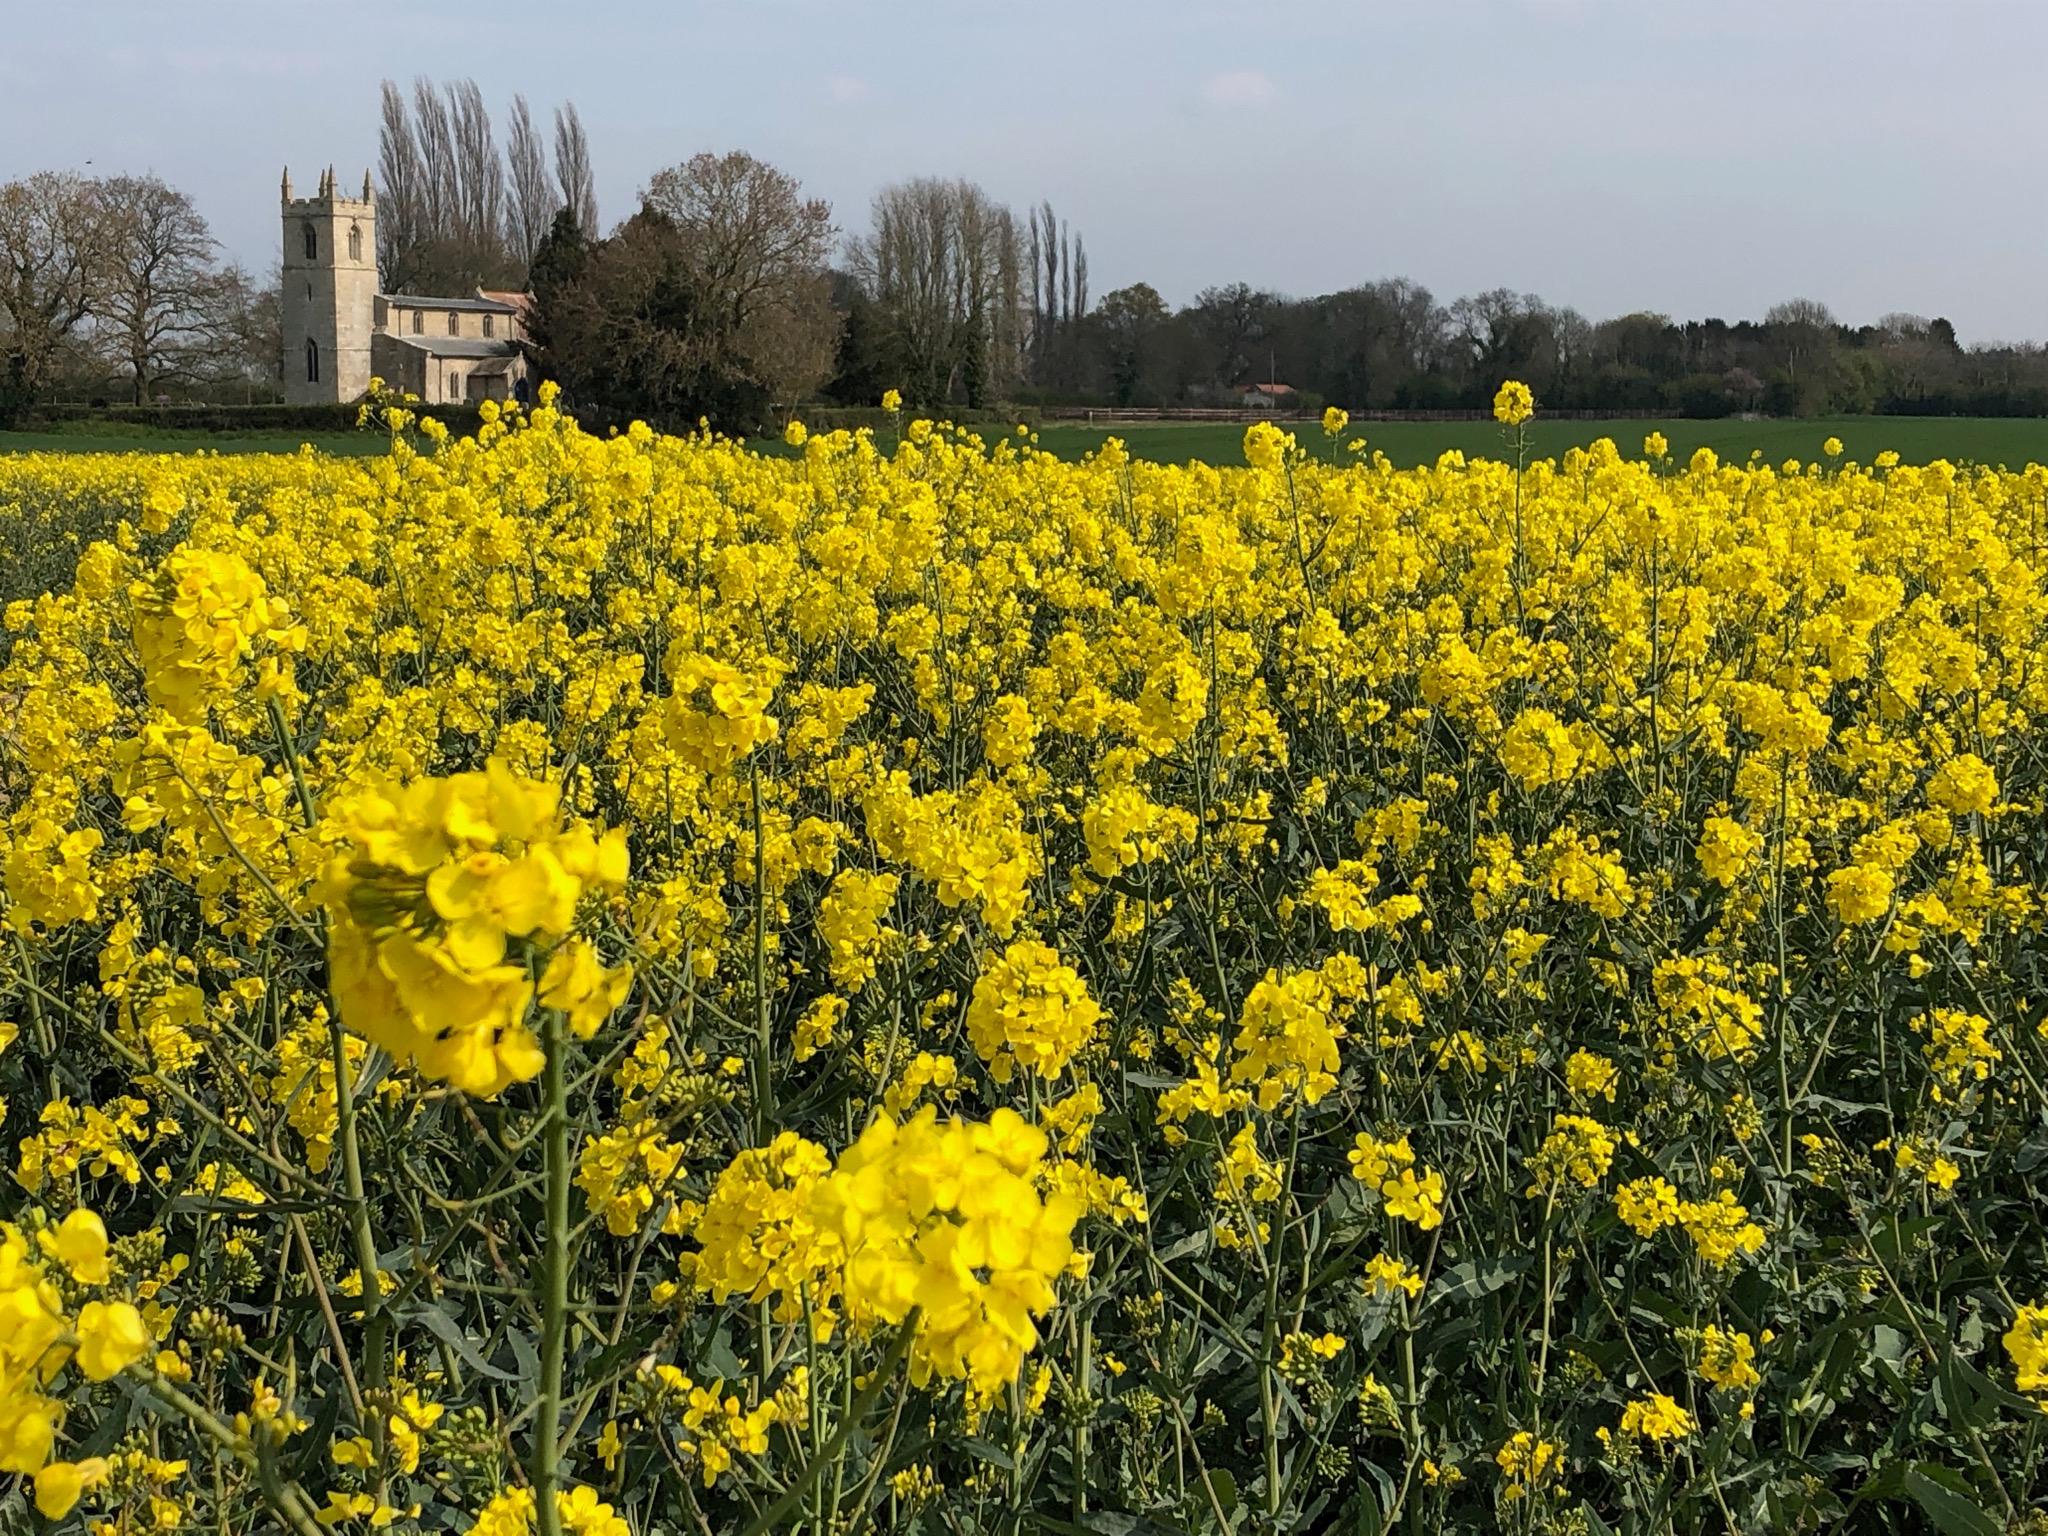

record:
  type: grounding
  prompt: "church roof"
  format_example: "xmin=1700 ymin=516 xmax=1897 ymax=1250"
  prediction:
xmin=388 ymin=335 xmax=524 ymax=360
xmin=379 ymin=292 xmax=521 ymax=314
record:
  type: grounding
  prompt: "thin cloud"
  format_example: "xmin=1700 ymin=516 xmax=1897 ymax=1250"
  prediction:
xmin=1202 ymin=69 xmax=1275 ymax=107
xmin=827 ymin=75 xmax=872 ymax=105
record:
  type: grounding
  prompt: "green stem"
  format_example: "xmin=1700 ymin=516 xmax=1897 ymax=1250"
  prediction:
xmin=1532 ymin=1187 xmax=1559 ymax=1419
xmin=12 ymin=933 xmax=56 ymax=1059
xmin=131 ymin=1370 xmax=328 ymax=1536
xmin=739 ymin=1315 xmax=919 ymax=1536
xmin=533 ymin=1006 xmax=573 ymax=1536
xmin=331 ymin=1020 xmax=385 ymax=1372
xmin=750 ymin=757 xmax=775 ymax=1143
xmin=1072 ymin=1311 xmax=1093 ymax=1519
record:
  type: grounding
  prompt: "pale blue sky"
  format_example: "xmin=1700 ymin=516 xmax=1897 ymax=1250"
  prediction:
xmin=4 ymin=0 xmax=2042 ymax=342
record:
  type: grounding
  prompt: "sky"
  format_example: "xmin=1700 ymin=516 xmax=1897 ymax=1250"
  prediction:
xmin=3 ymin=0 xmax=2043 ymax=345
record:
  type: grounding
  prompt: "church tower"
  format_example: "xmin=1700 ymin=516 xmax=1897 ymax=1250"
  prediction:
xmin=280 ymin=166 xmax=376 ymax=404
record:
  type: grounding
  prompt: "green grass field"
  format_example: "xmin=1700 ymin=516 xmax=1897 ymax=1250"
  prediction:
xmin=5 ymin=414 xmax=2046 ymax=469
xmin=1016 ymin=414 xmax=2048 ymax=469
xmin=0 ymin=427 xmax=385 ymax=457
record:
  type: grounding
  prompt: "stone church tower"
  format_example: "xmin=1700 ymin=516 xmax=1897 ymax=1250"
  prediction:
xmin=280 ymin=167 xmax=376 ymax=404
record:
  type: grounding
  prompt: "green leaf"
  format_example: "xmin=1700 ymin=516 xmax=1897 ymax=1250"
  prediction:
xmin=1123 ymin=1071 xmax=1184 ymax=1091
xmin=1208 ymin=1468 xmax=1238 ymax=1517
xmin=408 ymin=1304 xmax=518 ymax=1381
xmin=960 ymin=1437 xmax=1015 ymax=1472
xmin=1902 ymin=1464 xmax=2003 ymax=1536
xmin=1429 ymin=1256 xmax=1529 ymax=1303
xmin=1948 ymin=1347 xmax=2040 ymax=1416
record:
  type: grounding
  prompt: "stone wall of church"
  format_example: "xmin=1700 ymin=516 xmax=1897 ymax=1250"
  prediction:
xmin=368 ymin=334 xmax=430 ymax=403
xmin=280 ymin=174 xmax=377 ymax=404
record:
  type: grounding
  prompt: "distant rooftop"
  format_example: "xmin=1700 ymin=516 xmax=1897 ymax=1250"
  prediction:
xmin=379 ymin=293 xmax=521 ymax=314
xmin=388 ymin=335 xmax=523 ymax=360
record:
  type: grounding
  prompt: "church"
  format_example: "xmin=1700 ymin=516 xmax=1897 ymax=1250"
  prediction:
xmin=280 ymin=167 xmax=532 ymax=407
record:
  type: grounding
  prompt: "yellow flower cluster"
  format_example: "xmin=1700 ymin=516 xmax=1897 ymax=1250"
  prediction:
xmin=1231 ymin=968 xmax=1344 ymax=1109
xmin=964 ymin=939 xmax=1102 ymax=1084
xmin=129 ymin=545 xmax=301 ymax=723
xmin=812 ymin=1108 xmax=1080 ymax=1392
xmin=1348 ymin=1131 xmax=1447 ymax=1228
xmin=1495 ymin=1430 xmax=1561 ymax=1501
xmin=1527 ymin=1113 xmax=1618 ymax=1192
xmin=816 ymin=869 xmax=899 ymax=992
xmin=662 ymin=652 xmax=781 ymax=773
xmin=684 ymin=1131 xmax=839 ymax=1322
xmin=685 ymin=1108 xmax=1078 ymax=1393
xmin=1615 ymin=1392 xmax=1694 ymax=1443
xmin=0 ymin=1212 xmax=151 ymax=1518
xmin=1914 ymin=1006 xmax=2000 ymax=1089
xmin=320 ymin=759 xmax=630 ymax=1096
xmin=1492 ymin=380 xmax=1536 ymax=427
xmin=465 ymin=1484 xmax=630 ymax=1536
xmin=2007 ymin=1303 xmax=2048 ymax=1399
xmin=1697 ymin=1325 xmax=1761 ymax=1393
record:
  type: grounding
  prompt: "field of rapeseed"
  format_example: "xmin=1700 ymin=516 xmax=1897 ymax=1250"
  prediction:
xmin=2 ymin=384 xmax=2047 ymax=1536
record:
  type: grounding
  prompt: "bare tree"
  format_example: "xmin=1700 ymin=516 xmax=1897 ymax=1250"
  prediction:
xmin=189 ymin=262 xmax=281 ymax=395
xmin=0 ymin=172 xmax=106 ymax=418
xmin=412 ymin=77 xmax=458 ymax=243
xmin=448 ymin=80 xmax=503 ymax=252
xmin=1058 ymin=218 xmax=1073 ymax=332
xmin=644 ymin=152 xmax=832 ymax=321
xmin=1188 ymin=282 xmax=1276 ymax=391
xmin=553 ymin=104 xmax=599 ymax=239
xmin=1764 ymin=296 xmax=1837 ymax=379
xmin=504 ymin=94 xmax=554 ymax=270
xmin=641 ymin=151 xmax=838 ymax=405
xmin=1021 ymin=202 xmax=1089 ymax=390
xmin=95 ymin=174 xmax=220 ymax=403
xmin=380 ymin=77 xmax=554 ymax=293
xmin=855 ymin=178 xmax=1027 ymax=404
xmin=376 ymin=81 xmax=427 ymax=290
xmin=993 ymin=213 xmax=1024 ymax=394
xmin=1030 ymin=201 xmax=1060 ymax=372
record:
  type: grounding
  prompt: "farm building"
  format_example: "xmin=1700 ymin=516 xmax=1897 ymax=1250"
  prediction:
xmin=1238 ymin=382 xmax=1299 ymax=411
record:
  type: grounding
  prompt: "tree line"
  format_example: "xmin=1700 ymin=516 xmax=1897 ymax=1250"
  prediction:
xmin=11 ymin=77 xmax=2048 ymax=429
xmin=1038 ymin=285 xmax=2037 ymax=421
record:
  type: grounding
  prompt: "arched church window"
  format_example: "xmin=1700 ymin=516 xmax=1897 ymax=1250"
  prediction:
xmin=348 ymin=224 xmax=362 ymax=262
xmin=306 ymin=338 xmax=320 ymax=384
xmin=448 ymin=312 xmax=460 ymax=336
xmin=412 ymin=310 xmax=423 ymax=334
xmin=302 ymin=222 xmax=317 ymax=261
